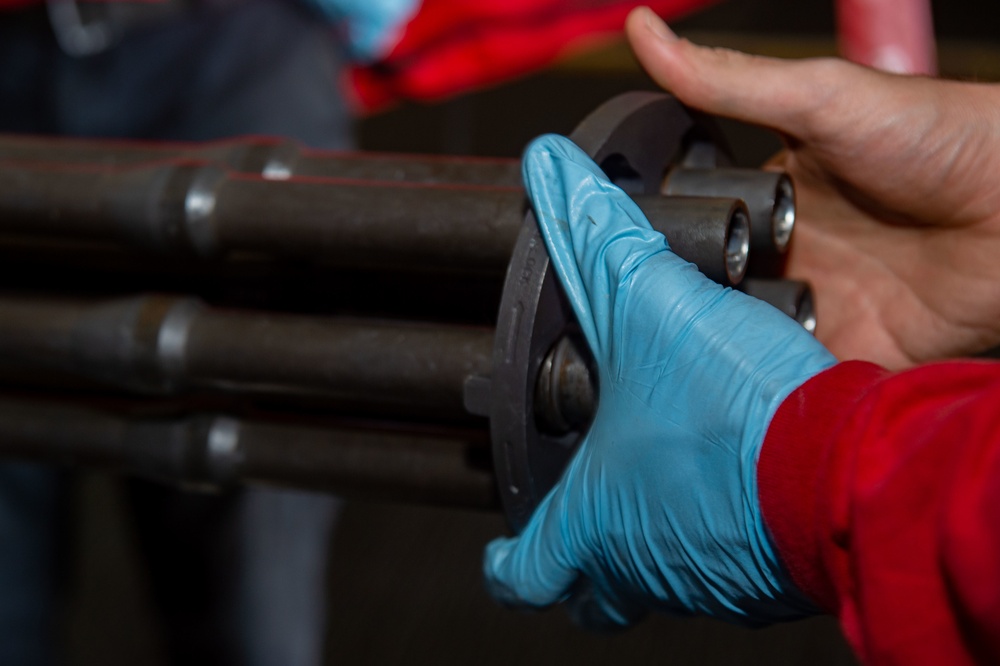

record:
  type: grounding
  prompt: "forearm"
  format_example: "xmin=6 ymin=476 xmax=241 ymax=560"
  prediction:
xmin=759 ymin=360 xmax=1000 ymax=664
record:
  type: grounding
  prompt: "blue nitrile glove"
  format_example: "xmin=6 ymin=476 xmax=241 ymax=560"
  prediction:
xmin=303 ymin=0 xmax=419 ymax=61
xmin=483 ymin=135 xmax=837 ymax=628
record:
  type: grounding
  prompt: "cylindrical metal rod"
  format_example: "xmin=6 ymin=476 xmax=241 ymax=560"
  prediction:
xmin=662 ymin=167 xmax=795 ymax=274
xmin=0 ymin=134 xmax=522 ymax=187
xmin=634 ymin=195 xmax=750 ymax=286
xmin=0 ymin=294 xmax=494 ymax=418
xmin=0 ymin=161 xmax=759 ymax=282
xmin=0 ymin=161 xmax=526 ymax=273
xmin=0 ymin=398 xmax=498 ymax=508
xmin=739 ymin=278 xmax=816 ymax=333
xmin=294 ymin=153 xmax=521 ymax=188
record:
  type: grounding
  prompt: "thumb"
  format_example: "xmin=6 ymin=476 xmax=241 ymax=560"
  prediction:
xmin=625 ymin=7 xmax=857 ymax=141
xmin=522 ymin=134 xmax=677 ymax=356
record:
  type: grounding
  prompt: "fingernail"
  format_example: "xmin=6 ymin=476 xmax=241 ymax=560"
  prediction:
xmin=642 ymin=7 xmax=677 ymax=42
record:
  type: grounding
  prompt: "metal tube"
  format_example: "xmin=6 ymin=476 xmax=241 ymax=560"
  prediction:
xmin=0 ymin=398 xmax=498 ymax=508
xmin=209 ymin=172 xmax=524 ymax=273
xmin=0 ymin=161 xmax=763 ymax=281
xmin=0 ymin=294 xmax=494 ymax=419
xmin=292 ymin=153 xmax=521 ymax=187
xmin=0 ymin=134 xmax=522 ymax=186
xmin=0 ymin=237 xmax=507 ymax=326
xmin=662 ymin=167 xmax=795 ymax=274
xmin=633 ymin=195 xmax=750 ymax=286
xmin=233 ymin=419 xmax=496 ymax=508
xmin=0 ymin=161 xmax=525 ymax=273
xmin=739 ymin=278 xmax=816 ymax=333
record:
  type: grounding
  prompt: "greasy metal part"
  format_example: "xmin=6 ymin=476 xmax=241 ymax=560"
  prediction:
xmin=739 ymin=278 xmax=817 ymax=334
xmin=663 ymin=167 xmax=795 ymax=274
xmin=634 ymin=195 xmax=750 ymax=286
xmin=0 ymin=397 xmax=498 ymax=508
xmin=485 ymin=92 xmax=707 ymax=532
xmin=0 ymin=133 xmax=522 ymax=186
xmin=0 ymin=294 xmax=494 ymax=419
xmin=0 ymin=161 xmax=525 ymax=273
xmin=533 ymin=336 xmax=596 ymax=436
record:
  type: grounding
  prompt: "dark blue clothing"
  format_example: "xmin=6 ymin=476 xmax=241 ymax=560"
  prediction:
xmin=0 ymin=1 xmax=349 ymax=663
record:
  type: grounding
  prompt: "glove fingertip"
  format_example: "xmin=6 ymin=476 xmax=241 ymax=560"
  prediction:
xmin=482 ymin=536 xmax=515 ymax=596
xmin=483 ymin=537 xmax=540 ymax=607
xmin=483 ymin=533 xmax=576 ymax=609
xmin=522 ymin=134 xmax=605 ymax=185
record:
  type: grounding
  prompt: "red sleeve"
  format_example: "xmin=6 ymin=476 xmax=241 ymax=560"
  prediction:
xmin=758 ymin=360 xmax=1000 ymax=665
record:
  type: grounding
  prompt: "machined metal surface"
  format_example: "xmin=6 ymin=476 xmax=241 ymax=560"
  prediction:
xmin=664 ymin=167 xmax=795 ymax=275
xmin=635 ymin=195 xmax=750 ymax=286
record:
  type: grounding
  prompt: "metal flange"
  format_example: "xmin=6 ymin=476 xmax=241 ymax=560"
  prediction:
xmin=483 ymin=92 xmax=728 ymax=531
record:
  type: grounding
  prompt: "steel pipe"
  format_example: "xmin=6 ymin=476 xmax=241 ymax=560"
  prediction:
xmin=0 ymin=162 xmax=754 ymax=285
xmin=0 ymin=161 xmax=525 ymax=273
xmin=0 ymin=134 xmax=522 ymax=187
xmin=739 ymin=278 xmax=817 ymax=333
xmin=663 ymin=167 xmax=795 ymax=274
xmin=634 ymin=195 xmax=750 ymax=286
xmin=0 ymin=397 xmax=498 ymax=508
xmin=0 ymin=294 xmax=494 ymax=419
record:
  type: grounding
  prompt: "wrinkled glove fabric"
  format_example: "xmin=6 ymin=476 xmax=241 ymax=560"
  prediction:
xmin=483 ymin=135 xmax=836 ymax=628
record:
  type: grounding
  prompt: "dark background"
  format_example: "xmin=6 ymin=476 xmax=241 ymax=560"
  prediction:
xmin=63 ymin=1 xmax=1000 ymax=664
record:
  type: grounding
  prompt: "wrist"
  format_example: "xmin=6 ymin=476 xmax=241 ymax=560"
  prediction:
xmin=756 ymin=360 xmax=888 ymax=611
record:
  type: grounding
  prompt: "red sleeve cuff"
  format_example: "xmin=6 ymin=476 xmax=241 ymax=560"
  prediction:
xmin=757 ymin=360 xmax=888 ymax=611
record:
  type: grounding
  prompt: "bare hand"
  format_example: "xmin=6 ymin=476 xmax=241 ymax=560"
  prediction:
xmin=627 ymin=7 xmax=1000 ymax=368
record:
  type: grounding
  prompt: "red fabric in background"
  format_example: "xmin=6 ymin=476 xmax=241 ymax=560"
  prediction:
xmin=1 ymin=0 xmax=938 ymax=109
xmin=836 ymin=0 xmax=936 ymax=75
xmin=349 ymin=0 xmax=715 ymax=113
xmin=759 ymin=360 xmax=1000 ymax=665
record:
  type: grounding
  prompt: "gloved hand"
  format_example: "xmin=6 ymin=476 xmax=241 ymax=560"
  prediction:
xmin=483 ymin=135 xmax=837 ymax=628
